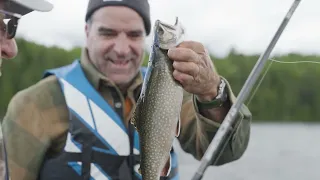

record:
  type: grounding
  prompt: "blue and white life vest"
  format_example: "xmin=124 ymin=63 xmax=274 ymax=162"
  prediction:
xmin=37 ymin=59 xmax=179 ymax=180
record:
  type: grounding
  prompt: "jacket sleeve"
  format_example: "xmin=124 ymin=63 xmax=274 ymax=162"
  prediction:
xmin=0 ymin=128 xmax=7 ymax=180
xmin=177 ymin=76 xmax=252 ymax=165
xmin=1 ymin=90 xmax=51 ymax=180
xmin=1 ymin=76 xmax=73 ymax=180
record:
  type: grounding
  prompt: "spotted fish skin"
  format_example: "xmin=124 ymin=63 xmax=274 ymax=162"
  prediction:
xmin=131 ymin=18 xmax=185 ymax=180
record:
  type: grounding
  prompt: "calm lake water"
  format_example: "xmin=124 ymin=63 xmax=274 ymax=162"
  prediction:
xmin=173 ymin=122 xmax=320 ymax=180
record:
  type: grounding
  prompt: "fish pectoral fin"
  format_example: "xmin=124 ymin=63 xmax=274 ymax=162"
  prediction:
xmin=130 ymin=113 xmax=138 ymax=130
xmin=130 ymin=99 xmax=141 ymax=131
xmin=160 ymin=154 xmax=172 ymax=177
xmin=175 ymin=115 xmax=181 ymax=137
xmin=138 ymin=166 xmax=142 ymax=175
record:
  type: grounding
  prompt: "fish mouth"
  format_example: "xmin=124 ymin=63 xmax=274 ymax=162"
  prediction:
xmin=153 ymin=17 xmax=185 ymax=50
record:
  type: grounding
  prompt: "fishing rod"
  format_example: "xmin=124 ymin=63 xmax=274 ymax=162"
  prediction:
xmin=191 ymin=0 xmax=302 ymax=179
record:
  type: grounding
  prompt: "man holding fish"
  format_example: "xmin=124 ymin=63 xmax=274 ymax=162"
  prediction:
xmin=1 ymin=0 xmax=252 ymax=179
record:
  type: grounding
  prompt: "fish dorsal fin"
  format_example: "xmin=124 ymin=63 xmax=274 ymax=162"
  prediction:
xmin=165 ymin=154 xmax=172 ymax=176
xmin=130 ymin=98 xmax=142 ymax=131
xmin=175 ymin=115 xmax=181 ymax=137
xmin=159 ymin=154 xmax=172 ymax=177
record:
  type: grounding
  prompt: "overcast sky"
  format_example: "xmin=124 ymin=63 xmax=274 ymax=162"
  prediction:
xmin=15 ymin=0 xmax=318 ymax=57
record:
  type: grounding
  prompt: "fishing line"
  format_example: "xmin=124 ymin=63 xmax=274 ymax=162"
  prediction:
xmin=246 ymin=57 xmax=320 ymax=106
xmin=269 ymin=58 xmax=320 ymax=64
xmin=246 ymin=59 xmax=274 ymax=106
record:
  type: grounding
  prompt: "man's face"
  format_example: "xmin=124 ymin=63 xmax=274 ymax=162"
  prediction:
xmin=0 ymin=0 xmax=18 ymax=77
xmin=85 ymin=6 xmax=146 ymax=87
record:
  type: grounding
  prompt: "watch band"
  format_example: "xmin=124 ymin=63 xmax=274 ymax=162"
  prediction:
xmin=197 ymin=79 xmax=227 ymax=109
xmin=197 ymin=97 xmax=224 ymax=109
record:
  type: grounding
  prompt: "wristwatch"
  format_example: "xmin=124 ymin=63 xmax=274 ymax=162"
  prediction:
xmin=197 ymin=79 xmax=228 ymax=109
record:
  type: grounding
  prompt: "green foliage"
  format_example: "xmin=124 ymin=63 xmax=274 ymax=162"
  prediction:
xmin=0 ymin=38 xmax=319 ymax=122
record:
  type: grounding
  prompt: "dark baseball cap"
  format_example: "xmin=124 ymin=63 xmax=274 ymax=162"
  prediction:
xmin=85 ymin=0 xmax=151 ymax=35
xmin=4 ymin=0 xmax=53 ymax=15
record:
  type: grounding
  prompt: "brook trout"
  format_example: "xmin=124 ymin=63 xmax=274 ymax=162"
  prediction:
xmin=131 ymin=18 xmax=185 ymax=180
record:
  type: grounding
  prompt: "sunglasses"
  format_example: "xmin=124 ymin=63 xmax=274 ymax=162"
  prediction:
xmin=0 ymin=9 xmax=21 ymax=39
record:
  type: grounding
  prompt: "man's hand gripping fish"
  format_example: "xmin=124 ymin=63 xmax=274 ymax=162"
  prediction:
xmin=131 ymin=18 xmax=185 ymax=180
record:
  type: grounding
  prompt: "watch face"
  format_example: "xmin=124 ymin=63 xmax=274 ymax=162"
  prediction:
xmin=216 ymin=79 xmax=227 ymax=100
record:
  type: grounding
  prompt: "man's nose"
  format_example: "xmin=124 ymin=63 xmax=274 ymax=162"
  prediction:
xmin=1 ymin=38 xmax=18 ymax=59
xmin=113 ymin=33 xmax=130 ymax=56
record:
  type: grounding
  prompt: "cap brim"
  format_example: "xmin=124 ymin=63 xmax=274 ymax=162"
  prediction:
xmin=5 ymin=0 xmax=53 ymax=15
